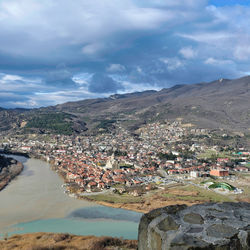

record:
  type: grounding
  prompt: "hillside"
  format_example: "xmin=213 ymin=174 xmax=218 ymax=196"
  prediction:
xmin=0 ymin=155 xmax=23 ymax=191
xmin=0 ymin=76 xmax=249 ymax=135
xmin=0 ymin=233 xmax=137 ymax=250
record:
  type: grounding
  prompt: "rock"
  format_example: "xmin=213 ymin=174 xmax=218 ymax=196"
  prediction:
xmin=206 ymin=224 xmax=238 ymax=238
xmin=157 ymin=216 xmax=179 ymax=231
xmin=187 ymin=227 xmax=203 ymax=233
xmin=150 ymin=229 xmax=162 ymax=250
xmin=138 ymin=202 xmax=250 ymax=250
xmin=183 ymin=213 xmax=204 ymax=224
xmin=52 ymin=233 xmax=71 ymax=242
xmin=170 ymin=234 xmax=212 ymax=250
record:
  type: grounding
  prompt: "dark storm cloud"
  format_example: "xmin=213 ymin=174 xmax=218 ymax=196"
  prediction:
xmin=88 ymin=73 xmax=124 ymax=93
xmin=43 ymin=65 xmax=77 ymax=88
xmin=0 ymin=0 xmax=250 ymax=107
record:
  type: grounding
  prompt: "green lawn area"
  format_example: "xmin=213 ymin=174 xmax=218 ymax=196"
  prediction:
xmin=86 ymin=184 xmax=236 ymax=205
xmin=86 ymin=193 xmax=143 ymax=204
xmin=162 ymin=185 xmax=235 ymax=203
xmin=198 ymin=150 xmax=233 ymax=160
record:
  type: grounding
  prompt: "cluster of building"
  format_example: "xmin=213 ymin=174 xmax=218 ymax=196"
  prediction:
xmin=0 ymin=120 xmax=249 ymax=194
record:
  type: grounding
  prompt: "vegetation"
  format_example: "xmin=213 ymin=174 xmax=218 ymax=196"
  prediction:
xmin=85 ymin=183 xmax=235 ymax=213
xmin=0 ymin=233 xmax=137 ymax=250
xmin=26 ymin=113 xmax=74 ymax=135
xmin=157 ymin=152 xmax=177 ymax=160
xmin=180 ymin=150 xmax=194 ymax=159
xmin=86 ymin=193 xmax=143 ymax=204
xmin=198 ymin=149 xmax=232 ymax=160
xmin=162 ymin=185 xmax=234 ymax=203
xmin=0 ymin=155 xmax=23 ymax=191
xmin=114 ymin=150 xmax=127 ymax=157
xmin=0 ymin=155 xmax=12 ymax=171
xmin=96 ymin=119 xmax=116 ymax=129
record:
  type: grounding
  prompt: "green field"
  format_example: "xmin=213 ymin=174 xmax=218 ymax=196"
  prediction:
xmin=86 ymin=183 xmax=234 ymax=205
xmin=86 ymin=193 xmax=143 ymax=204
xmin=162 ymin=185 xmax=234 ymax=203
xmin=198 ymin=150 xmax=233 ymax=160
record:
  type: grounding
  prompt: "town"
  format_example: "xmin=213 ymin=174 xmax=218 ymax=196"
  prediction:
xmin=0 ymin=120 xmax=249 ymax=200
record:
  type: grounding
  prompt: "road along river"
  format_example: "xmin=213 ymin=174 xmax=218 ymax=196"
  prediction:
xmin=0 ymin=155 xmax=141 ymax=239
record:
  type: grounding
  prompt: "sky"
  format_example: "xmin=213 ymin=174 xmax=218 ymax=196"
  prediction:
xmin=0 ymin=0 xmax=250 ymax=108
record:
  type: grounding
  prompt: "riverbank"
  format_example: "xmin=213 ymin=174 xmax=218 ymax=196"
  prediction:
xmin=50 ymin=162 xmax=236 ymax=213
xmin=0 ymin=155 xmax=93 ymax=231
xmin=0 ymin=155 xmax=23 ymax=191
xmin=0 ymin=232 xmax=137 ymax=250
xmin=2 ymin=152 xmax=236 ymax=214
xmin=80 ymin=183 xmax=236 ymax=213
xmin=0 ymin=151 xmax=213 ymax=213
xmin=0 ymin=155 xmax=140 ymax=240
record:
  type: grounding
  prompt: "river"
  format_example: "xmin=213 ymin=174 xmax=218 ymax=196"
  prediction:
xmin=0 ymin=155 xmax=141 ymax=239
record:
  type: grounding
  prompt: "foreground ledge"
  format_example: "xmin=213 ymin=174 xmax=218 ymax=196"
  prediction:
xmin=138 ymin=202 xmax=250 ymax=250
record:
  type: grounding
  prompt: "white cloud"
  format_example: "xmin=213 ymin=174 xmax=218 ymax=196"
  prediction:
xmin=160 ymin=57 xmax=185 ymax=71
xmin=81 ymin=43 xmax=106 ymax=56
xmin=72 ymin=73 xmax=93 ymax=85
xmin=1 ymin=0 xmax=250 ymax=108
xmin=118 ymin=81 xmax=160 ymax=94
xmin=107 ymin=64 xmax=126 ymax=73
xmin=2 ymin=74 xmax=23 ymax=81
xmin=179 ymin=47 xmax=196 ymax=59
xmin=30 ymin=89 xmax=107 ymax=107
xmin=204 ymin=57 xmax=234 ymax=65
xmin=178 ymin=4 xmax=250 ymax=63
xmin=178 ymin=32 xmax=232 ymax=44
xmin=0 ymin=0 xmax=192 ymax=58
xmin=234 ymin=44 xmax=250 ymax=61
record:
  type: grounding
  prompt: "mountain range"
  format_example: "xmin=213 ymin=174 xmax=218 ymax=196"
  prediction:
xmin=0 ymin=76 xmax=249 ymax=135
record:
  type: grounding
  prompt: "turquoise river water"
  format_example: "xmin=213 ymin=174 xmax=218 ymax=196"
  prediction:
xmin=0 ymin=155 xmax=141 ymax=239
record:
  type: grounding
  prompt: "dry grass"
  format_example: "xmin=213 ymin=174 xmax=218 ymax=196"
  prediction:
xmin=0 ymin=233 xmax=137 ymax=250
xmin=88 ymin=183 xmax=236 ymax=213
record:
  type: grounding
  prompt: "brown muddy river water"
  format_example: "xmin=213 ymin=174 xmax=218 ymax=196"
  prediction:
xmin=0 ymin=155 xmax=141 ymax=239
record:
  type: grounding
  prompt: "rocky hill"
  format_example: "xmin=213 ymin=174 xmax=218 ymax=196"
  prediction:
xmin=0 ymin=76 xmax=249 ymax=135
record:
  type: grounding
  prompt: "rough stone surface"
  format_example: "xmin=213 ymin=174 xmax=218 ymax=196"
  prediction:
xmin=157 ymin=216 xmax=179 ymax=231
xmin=138 ymin=202 xmax=250 ymax=250
xmin=183 ymin=213 xmax=204 ymax=224
xmin=206 ymin=224 xmax=238 ymax=238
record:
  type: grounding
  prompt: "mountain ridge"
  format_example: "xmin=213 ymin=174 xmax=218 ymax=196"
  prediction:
xmin=0 ymin=75 xmax=249 ymax=135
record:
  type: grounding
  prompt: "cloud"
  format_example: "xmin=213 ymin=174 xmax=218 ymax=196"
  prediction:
xmin=178 ymin=32 xmax=232 ymax=44
xmin=179 ymin=47 xmax=196 ymax=59
xmin=1 ymin=74 xmax=23 ymax=81
xmin=0 ymin=72 xmax=110 ymax=108
xmin=88 ymin=73 xmax=124 ymax=93
xmin=204 ymin=57 xmax=234 ymax=65
xmin=81 ymin=43 xmax=106 ymax=56
xmin=43 ymin=65 xmax=76 ymax=88
xmin=0 ymin=0 xmax=250 ymax=108
xmin=106 ymin=64 xmax=126 ymax=73
xmin=0 ymin=0 xmax=179 ymax=60
xmin=160 ymin=57 xmax=185 ymax=71
xmin=234 ymin=41 xmax=250 ymax=61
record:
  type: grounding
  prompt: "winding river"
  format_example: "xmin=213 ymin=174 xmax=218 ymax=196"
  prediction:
xmin=0 ymin=155 xmax=141 ymax=239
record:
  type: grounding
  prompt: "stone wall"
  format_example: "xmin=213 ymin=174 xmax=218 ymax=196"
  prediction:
xmin=138 ymin=202 xmax=250 ymax=250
